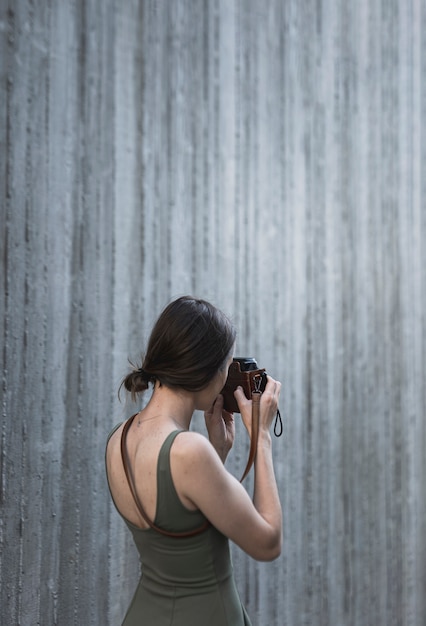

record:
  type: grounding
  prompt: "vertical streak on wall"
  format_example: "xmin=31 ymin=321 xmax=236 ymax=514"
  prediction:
xmin=1 ymin=0 xmax=116 ymax=623
xmin=110 ymin=1 xmax=143 ymax=621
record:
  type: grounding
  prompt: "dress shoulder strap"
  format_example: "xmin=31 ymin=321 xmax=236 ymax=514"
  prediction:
xmin=120 ymin=414 xmax=210 ymax=538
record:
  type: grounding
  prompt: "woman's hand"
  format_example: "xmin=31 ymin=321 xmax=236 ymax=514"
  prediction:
xmin=204 ymin=394 xmax=235 ymax=463
xmin=234 ymin=376 xmax=281 ymax=437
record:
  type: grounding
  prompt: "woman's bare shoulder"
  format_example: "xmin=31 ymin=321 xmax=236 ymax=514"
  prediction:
xmin=172 ymin=429 xmax=218 ymax=458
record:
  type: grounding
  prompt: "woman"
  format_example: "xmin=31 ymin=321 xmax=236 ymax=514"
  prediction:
xmin=105 ymin=295 xmax=282 ymax=625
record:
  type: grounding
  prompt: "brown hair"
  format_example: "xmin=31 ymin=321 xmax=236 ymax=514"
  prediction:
xmin=121 ymin=296 xmax=236 ymax=401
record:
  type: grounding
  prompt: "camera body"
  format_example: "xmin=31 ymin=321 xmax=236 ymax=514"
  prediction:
xmin=221 ymin=357 xmax=267 ymax=413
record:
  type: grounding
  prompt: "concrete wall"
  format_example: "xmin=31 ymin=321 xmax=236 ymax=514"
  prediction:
xmin=1 ymin=1 xmax=425 ymax=624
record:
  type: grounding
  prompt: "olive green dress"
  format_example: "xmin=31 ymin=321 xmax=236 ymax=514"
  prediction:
xmin=106 ymin=426 xmax=252 ymax=626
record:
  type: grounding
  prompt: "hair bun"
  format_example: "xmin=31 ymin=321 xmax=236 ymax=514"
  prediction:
xmin=122 ymin=367 xmax=153 ymax=400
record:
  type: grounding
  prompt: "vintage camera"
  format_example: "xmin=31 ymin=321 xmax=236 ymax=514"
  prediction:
xmin=221 ymin=357 xmax=267 ymax=413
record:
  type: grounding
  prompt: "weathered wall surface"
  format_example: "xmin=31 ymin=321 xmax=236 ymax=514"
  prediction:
xmin=1 ymin=1 xmax=425 ymax=625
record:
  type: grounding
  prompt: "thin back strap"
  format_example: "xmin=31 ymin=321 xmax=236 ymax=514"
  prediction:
xmin=120 ymin=414 xmax=210 ymax=538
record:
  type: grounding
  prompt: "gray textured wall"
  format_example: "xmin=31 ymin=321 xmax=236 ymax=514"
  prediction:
xmin=1 ymin=1 xmax=425 ymax=625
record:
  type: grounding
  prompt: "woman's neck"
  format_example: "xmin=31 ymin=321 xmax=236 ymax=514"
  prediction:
xmin=140 ymin=383 xmax=195 ymax=430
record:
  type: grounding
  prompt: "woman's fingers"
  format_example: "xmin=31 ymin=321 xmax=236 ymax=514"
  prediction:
xmin=234 ymin=376 xmax=282 ymax=432
xmin=205 ymin=394 xmax=223 ymax=420
xmin=233 ymin=385 xmax=250 ymax=407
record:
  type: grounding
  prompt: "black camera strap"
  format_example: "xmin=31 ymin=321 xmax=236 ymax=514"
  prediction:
xmin=274 ymin=409 xmax=283 ymax=437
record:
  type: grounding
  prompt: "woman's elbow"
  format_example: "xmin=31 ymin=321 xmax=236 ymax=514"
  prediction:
xmin=253 ymin=529 xmax=282 ymax=562
xmin=263 ymin=538 xmax=282 ymax=561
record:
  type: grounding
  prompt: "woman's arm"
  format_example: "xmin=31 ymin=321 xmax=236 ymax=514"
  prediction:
xmin=172 ymin=377 xmax=282 ymax=561
xmin=235 ymin=378 xmax=282 ymax=552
